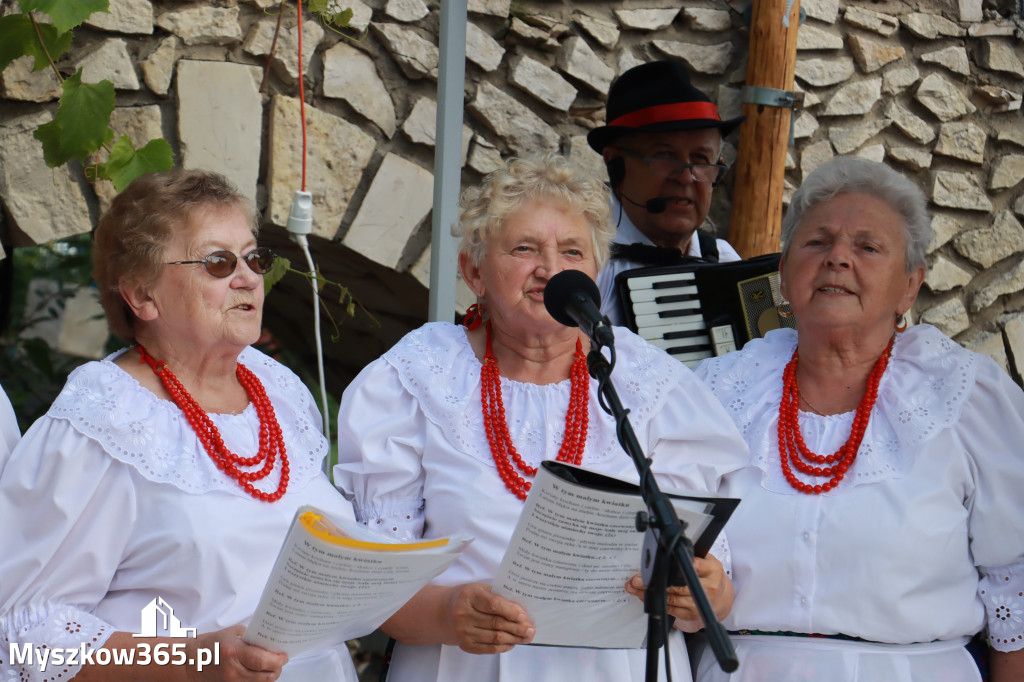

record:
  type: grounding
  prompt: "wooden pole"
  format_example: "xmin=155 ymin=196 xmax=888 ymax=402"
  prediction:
xmin=728 ymin=0 xmax=802 ymax=258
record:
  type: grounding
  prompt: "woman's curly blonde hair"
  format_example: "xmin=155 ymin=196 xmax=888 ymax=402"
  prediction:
xmin=454 ymin=154 xmax=614 ymax=270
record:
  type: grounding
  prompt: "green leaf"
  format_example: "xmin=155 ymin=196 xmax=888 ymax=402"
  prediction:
xmin=331 ymin=8 xmax=353 ymax=28
xmin=99 ymin=136 xmax=175 ymax=191
xmin=20 ymin=0 xmax=109 ymax=34
xmin=307 ymin=0 xmax=330 ymax=12
xmin=33 ymin=69 xmax=115 ymax=166
xmin=0 ymin=15 xmax=73 ymax=73
xmin=264 ymin=255 xmax=291 ymax=295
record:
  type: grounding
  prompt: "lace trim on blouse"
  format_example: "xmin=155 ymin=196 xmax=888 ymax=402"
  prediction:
xmin=1 ymin=605 xmax=113 ymax=682
xmin=697 ymin=325 xmax=977 ymax=495
xmin=46 ymin=346 xmax=327 ymax=497
xmin=981 ymin=560 xmax=1024 ymax=652
xmin=381 ymin=322 xmax=688 ymax=472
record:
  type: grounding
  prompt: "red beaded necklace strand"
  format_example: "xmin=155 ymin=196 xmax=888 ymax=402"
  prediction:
xmin=136 ymin=345 xmax=290 ymax=502
xmin=777 ymin=335 xmax=894 ymax=494
xmin=479 ymin=321 xmax=589 ymax=500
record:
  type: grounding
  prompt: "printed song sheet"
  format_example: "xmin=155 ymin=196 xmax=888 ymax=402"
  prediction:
xmin=244 ymin=506 xmax=470 ymax=656
xmin=492 ymin=462 xmax=737 ymax=648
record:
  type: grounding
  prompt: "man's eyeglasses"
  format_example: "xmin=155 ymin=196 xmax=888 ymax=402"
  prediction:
xmin=166 ymin=247 xmax=276 ymax=278
xmin=614 ymin=148 xmax=727 ymax=185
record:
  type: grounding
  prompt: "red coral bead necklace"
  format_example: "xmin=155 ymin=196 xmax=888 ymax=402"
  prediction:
xmin=479 ymin=321 xmax=589 ymax=500
xmin=136 ymin=344 xmax=290 ymax=502
xmin=777 ymin=334 xmax=894 ymax=494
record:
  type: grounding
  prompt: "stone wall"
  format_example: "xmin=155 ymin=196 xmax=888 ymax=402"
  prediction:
xmin=1 ymin=0 xmax=1022 ymax=388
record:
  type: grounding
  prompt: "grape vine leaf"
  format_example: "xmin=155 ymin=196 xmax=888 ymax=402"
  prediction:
xmin=100 ymin=136 xmax=175 ymax=191
xmin=33 ymin=69 xmax=115 ymax=167
xmin=264 ymin=255 xmax=291 ymax=295
xmin=0 ymin=15 xmax=73 ymax=73
xmin=19 ymin=0 xmax=109 ymax=35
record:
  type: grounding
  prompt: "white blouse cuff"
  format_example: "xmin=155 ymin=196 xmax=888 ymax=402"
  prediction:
xmin=2 ymin=603 xmax=114 ymax=681
xmin=352 ymin=498 xmax=425 ymax=541
xmin=980 ymin=559 xmax=1024 ymax=652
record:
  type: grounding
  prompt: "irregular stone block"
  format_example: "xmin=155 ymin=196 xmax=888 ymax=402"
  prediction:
xmin=953 ymin=210 xmax=1024 ymax=268
xmin=885 ymin=100 xmax=935 ymax=145
xmin=614 ymin=9 xmax=679 ymax=31
xmin=848 ymin=34 xmax=904 ymax=72
xmin=467 ymin=21 xmax=505 ymax=72
xmin=990 ymin=154 xmax=1024 ymax=190
xmin=1 ymin=55 xmax=62 ymax=102
xmin=267 ymin=95 xmax=376 ymax=238
xmin=0 ymin=111 xmax=94 ymax=245
xmin=883 ymin=65 xmax=920 ymax=95
xmin=177 ymin=60 xmax=262 ymax=204
xmin=682 ymin=8 xmax=731 ymax=32
xmin=919 ymin=297 xmax=970 ymax=337
xmin=558 ymin=36 xmax=615 ymax=94
xmin=901 ymin=12 xmax=966 ymax=39
xmin=934 ymin=121 xmax=988 ymax=165
xmin=970 ymin=259 xmax=1024 ymax=312
xmin=156 ymin=6 xmax=241 ymax=46
xmin=140 ymin=36 xmax=178 ymax=96
xmin=402 ymin=97 xmax=473 ymax=164
xmin=75 ymin=38 xmax=140 ymax=90
xmin=931 ymin=170 xmax=993 ymax=212
xmin=372 ymin=23 xmax=439 ymax=80
xmin=323 ymin=41 xmax=396 ymax=138
xmin=844 ymin=6 xmax=899 ymax=36
xmin=85 ymin=0 xmax=154 ymax=34
xmin=828 ymin=119 xmax=889 ymax=154
xmin=925 ymin=254 xmax=973 ymax=292
xmin=653 ymin=40 xmax=735 ymax=75
xmin=468 ymin=82 xmax=559 ymax=157
xmin=794 ymin=57 xmax=855 ymax=87
xmin=916 ymin=73 xmax=977 ymax=121
xmin=980 ymin=40 xmax=1024 ymax=79
xmin=511 ymin=55 xmax=577 ymax=111
xmin=921 ymin=46 xmax=970 ymax=76
xmin=823 ymin=78 xmax=882 ymax=116
xmin=889 ymin=146 xmax=932 ymax=172
xmin=343 ymin=153 xmax=434 ymax=271
xmin=243 ymin=16 xmax=324 ymax=85
xmin=574 ymin=12 xmax=619 ymax=49
xmin=797 ymin=24 xmax=844 ymax=51
xmin=385 ymin=0 xmax=429 ymax=22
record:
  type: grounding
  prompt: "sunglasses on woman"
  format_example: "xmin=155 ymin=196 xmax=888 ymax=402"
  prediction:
xmin=166 ymin=247 xmax=276 ymax=278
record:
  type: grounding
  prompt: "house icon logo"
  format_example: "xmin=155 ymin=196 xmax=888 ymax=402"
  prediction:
xmin=132 ymin=597 xmax=198 ymax=638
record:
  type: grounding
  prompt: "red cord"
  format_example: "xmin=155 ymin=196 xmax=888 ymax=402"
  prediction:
xmin=297 ymin=0 xmax=307 ymax=192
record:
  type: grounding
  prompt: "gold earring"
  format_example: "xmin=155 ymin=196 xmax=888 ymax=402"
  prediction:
xmin=894 ymin=313 xmax=907 ymax=332
xmin=777 ymin=301 xmax=794 ymax=319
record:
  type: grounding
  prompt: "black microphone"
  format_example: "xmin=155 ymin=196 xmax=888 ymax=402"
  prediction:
xmin=543 ymin=270 xmax=616 ymax=348
xmin=619 ymin=192 xmax=667 ymax=214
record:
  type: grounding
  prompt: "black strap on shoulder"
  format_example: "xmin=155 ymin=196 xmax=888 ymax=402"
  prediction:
xmin=609 ymin=231 xmax=720 ymax=267
xmin=696 ymin=230 xmax=720 ymax=263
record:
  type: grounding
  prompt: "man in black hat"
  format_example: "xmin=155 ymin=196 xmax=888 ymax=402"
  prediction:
xmin=590 ymin=60 xmax=745 ymax=326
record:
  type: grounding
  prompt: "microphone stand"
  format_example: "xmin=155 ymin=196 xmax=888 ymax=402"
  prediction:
xmin=585 ymin=343 xmax=738 ymax=681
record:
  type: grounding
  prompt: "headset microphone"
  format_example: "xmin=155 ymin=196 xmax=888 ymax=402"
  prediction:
xmin=619 ymin=193 xmax=667 ymax=215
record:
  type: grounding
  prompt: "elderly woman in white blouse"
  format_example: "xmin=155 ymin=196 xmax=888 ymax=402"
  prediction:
xmin=0 ymin=169 xmax=359 ymax=681
xmin=687 ymin=157 xmax=1024 ymax=681
xmin=334 ymin=155 xmax=750 ymax=682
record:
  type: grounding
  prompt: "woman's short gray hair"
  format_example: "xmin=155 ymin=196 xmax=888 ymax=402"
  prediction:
xmin=454 ymin=154 xmax=614 ymax=270
xmin=780 ymin=157 xmax=932 ymax=272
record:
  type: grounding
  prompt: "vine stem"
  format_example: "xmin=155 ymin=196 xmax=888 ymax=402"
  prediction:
xmin=29 ymin=12 xmax=64 ymax=85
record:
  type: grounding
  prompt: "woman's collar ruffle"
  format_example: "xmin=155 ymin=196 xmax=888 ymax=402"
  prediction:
xmin=383 ymin=322 xmax=689 ymax=469
xmin=48 ymin=346 xmax=327 ymax=497
xmin=699 ymin=325 xmax=978 ymax=494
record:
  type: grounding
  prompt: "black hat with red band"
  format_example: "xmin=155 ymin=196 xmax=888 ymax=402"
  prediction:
xmin=587 ymin=60 xmax=745 ymax=153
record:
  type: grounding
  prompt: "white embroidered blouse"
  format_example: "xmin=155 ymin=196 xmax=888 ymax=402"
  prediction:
xmin=0 ymin=346 xmax=360 ymax=682
xmin=334 ymin=322 xmax=751 ymax=682
xmin=695 ymin=325 xmax=1024 ymax=652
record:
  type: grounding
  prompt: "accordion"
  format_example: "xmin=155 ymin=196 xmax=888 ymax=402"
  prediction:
xmin=614 ymin=253 xmax=795 ymax=366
